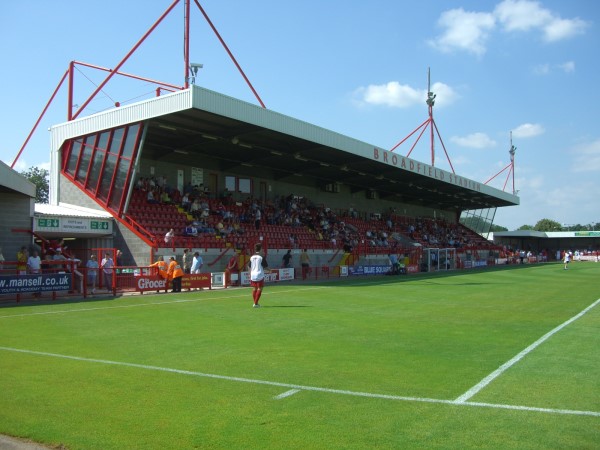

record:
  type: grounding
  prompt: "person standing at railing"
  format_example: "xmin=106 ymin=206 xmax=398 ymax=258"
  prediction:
xmin=101 ymin=252 xmax=114 ymax=292
xmin=225 ymin=251 xmax=238 ymax=286
xmin=282 ymin=249 xmax=292 ymax=268
xmin=182 ymin=248 xmax=192 ymax=274
xmin=149 ymin=256 xmax=168 ymax=278
xmin=17 ymin=246 xmax=28 ymax=275
xmin=167 ymin=256 xmax=184 ymax=293
xmin=86 ymin=254 xmax=99 ymax=294
xmin=27 ymin=250 xmax=42 ymax=274
xmin=164 ymin=229 xmax=175 ymax=246
xmin=300 ymin=249 xmax=311 ymax=280
xmin=27 ymin=250 xmax=42 ymax=297
xmin=190 ymin=252 xmax=203 ymax=275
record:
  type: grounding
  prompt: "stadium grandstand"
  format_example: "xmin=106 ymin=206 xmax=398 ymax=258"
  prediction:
xmin=2 ymin=0 xmax=532 ymax=300
xmin=45 ymin=84 xmax=518 ymax=269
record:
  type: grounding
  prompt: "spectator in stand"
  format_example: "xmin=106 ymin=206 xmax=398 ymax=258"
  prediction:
xmin=190 ymin=198 xmax=201 ymax=218
xmin=282 ymin=249 xmax=292 ymax=268
xmin=215 ymin=220 xmax=225 ymax=237
xmin=116 ymin=250 xmax=124 ymax=267
xmin=17 ymin=246 xmax=28 ymax=275
xmin=388 ymin=253 xmax=400 ymax=275
xmin=300 ymin=249 xmax=311 ymax=280
xmin=254 ymin=208 xmax=262 ymax=230
xmin=86 ymin=254 xmax=99 ymax=294
xmin=181 ymin=192 xmax=191 ymax=212
xmin=27 ymin=250 xmax=42 ymax=274
xmin=147 ymin=189 xmax=159 ymax=204
xmin=160 ymin=190 xmax=172 ymax=204
xmin=164 ymin=228 xmax=175 ymax=246
xmin=170 ymin=189 xmax=181 ymax=205
xmin=191 ymin=251 xmax=203 ymax=274
xmin=182 ymin=248 xmax=192 ymax=274
xmin=41 ymin=254 xmax=53 ymax=274
xmin=225 ymin=251 xmax=239 ymax=286
xmin=27 ymin=250 xmax=43 ymax=297
xmin=101 ymin=252 xmax=114 ymax=291
xmin=167 ymin=256 xmax=184 ymax=293
xmin=184 ymin=223 xmax=198 ymax=237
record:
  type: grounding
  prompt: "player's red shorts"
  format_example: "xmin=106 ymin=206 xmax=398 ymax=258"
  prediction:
xmin=250 ymin=279 xmax=265 ymax=288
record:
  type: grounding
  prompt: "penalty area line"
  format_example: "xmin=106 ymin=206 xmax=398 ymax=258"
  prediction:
xmin=0 ymin=346 xmax=598 ymax=418
xmin=274 ymin=389 xmax=301 ymax=400
xmin=455 ymin=298 xmax=600 ymax=403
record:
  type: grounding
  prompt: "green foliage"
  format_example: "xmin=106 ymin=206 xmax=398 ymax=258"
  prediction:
xmin=490 ymin=224 xmax=508 ymax=232
xmin=20 ymin=166 xmax=49 ymax=203
xmin=534 ymin=218 xmax=562 ymax=232
xmin=1 ymin=264 xmax=599 ymax=449
xmin=517 ymin=224 xmax=534 ymax=230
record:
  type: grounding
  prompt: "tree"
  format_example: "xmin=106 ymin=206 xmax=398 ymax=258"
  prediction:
xmin=490 ymin=224 xmax=508 ymax=232
xmin=517 ymin=224 xmax=534 ymax=231
xmin=21 ymin=166 xmax=49 ymax=203
xmin=534 ymin=218 xmax=562 ymax=232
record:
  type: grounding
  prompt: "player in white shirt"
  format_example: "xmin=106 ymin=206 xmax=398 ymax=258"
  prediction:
xmin=249 ymin=243 xmax=269 ymax=308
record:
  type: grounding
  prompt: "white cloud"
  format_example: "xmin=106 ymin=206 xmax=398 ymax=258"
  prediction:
xmin=533 ymin=61 xmax=575 ymax=75
xmin=571 ymin=139 xmax=600 ymax=172
xmin=494 ymin=0 xmax=552 ymax=32
xmin=533 ymin=63 xmax=550 ymax=75
xmin=430 ymin=1 xmax=588 ymax=56
xmin=543 ymin=17 xmax=588 ymax=42
xmin=9 ymin=159 xmax=30 ymax=172
xmin=558 ymin=61 xmax=575 ymax=73
xmin=1 ymin=157 xmax=51 ymax=173
xmin=355 ymin=81 xmax=459 ymax=108
xmin=512 ymin=123 xmax=545 ymax=138
xmin=451 ymin=132 xmax=497 ymax=149
xmin=428 ymin=8 xmax=495 ymax=56
xmin=357 ymin=82 xmax=422 ymax=108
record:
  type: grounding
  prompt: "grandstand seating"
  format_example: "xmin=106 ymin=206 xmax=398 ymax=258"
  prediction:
xmin=126 ymin=188 xmax=494 ymax=252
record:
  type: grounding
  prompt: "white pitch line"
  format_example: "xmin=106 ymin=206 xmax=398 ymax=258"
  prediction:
xmin=274 ymin=389 xmax=301 ymax=400
xmin=0 ymin=286 xmax=328 ymax=319
xmin=454 ymin=298 xmax=600 ymax=403
xmin=0 ymin=346 xmax=598 ymax=418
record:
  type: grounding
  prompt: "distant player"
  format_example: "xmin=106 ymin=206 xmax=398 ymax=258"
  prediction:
xmin=249 ymin=243 xmax=269 ymax=308
xmin=563 ymin=250 xmax=571 ymax=270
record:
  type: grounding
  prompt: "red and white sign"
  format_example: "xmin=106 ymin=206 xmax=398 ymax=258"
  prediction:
xmin=136 ymin=276 xmax=168 ymax=292
xmin=240 ymin=268 xmax=294 ymax=286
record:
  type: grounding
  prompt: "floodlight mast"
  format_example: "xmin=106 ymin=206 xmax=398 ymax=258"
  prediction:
xmin=483 ymin=131 xmax=517 ymax=195
xmin=389 ymin=68 xmax=455 ymax=173
xmin=11 ymin=0 xmax=267 ymax=167
xmin=426 ymin=68 xmax=436 ymax=166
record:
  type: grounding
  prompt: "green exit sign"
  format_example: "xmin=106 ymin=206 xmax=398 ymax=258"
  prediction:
xmin=91 ymin=221 xmax=109 ymax=230
xmin=38 ymin=218 xmax=59 ymax=227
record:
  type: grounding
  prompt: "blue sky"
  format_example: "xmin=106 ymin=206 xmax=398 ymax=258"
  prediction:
xmin=1 ymin=0 xmax=598 ymax=230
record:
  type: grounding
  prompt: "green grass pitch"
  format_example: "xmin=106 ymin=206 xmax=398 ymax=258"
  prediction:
xmin=0 ymin=262 xmax=599 ymax=449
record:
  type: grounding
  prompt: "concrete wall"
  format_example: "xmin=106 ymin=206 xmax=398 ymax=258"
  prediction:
xmin=0 ymin=193 xmax=34 ymax=262
xmin=59 ymin=174 xmax=106 ymax=211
